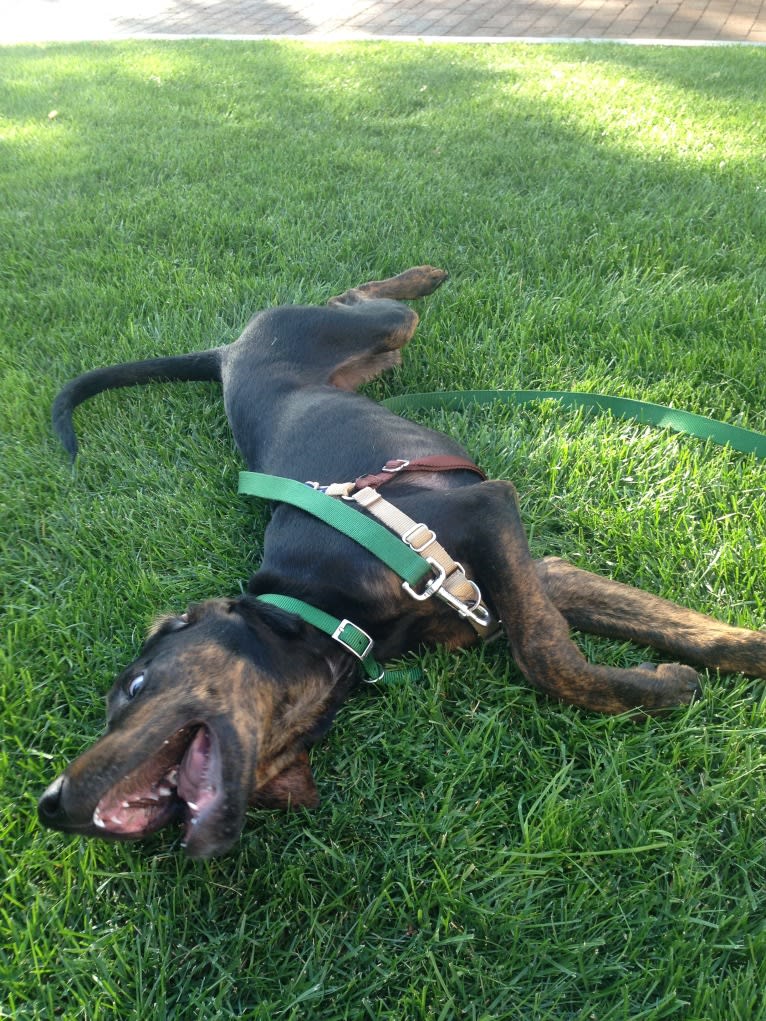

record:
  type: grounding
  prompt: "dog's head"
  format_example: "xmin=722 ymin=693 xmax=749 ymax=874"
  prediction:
xmin=38 ymin=598 xmax=356 ymax=857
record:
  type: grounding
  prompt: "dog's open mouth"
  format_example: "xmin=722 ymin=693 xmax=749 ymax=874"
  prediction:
xmin=93 ymin=724 xmax=222 ymax=846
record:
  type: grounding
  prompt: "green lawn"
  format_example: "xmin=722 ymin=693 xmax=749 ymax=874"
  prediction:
xmin=2 ymin=39 xmax=766 ymax=1020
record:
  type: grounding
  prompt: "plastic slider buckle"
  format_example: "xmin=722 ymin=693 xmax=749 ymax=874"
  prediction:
xmin=331 ymin=619 xmax=374 ymax=662
xmin=381 ymin=459 xmax=410 ymax=473
xmin=401 ymin=522 xmax=437 ymax=554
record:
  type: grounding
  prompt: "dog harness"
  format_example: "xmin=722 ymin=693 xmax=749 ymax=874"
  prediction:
xmin=240 ymin=388 xmax=766 ymax=682
xmin=306 ymin=457 xmax=496 ymax=636
xmin=239 ymin=458 xmax=499 ymax=683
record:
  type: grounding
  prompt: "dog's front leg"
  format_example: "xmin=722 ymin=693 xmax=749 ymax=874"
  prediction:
xmin=460 ymin=482 xmax=701 ymax=715
xmin=535 ymin=556 xmax=766 ymax=678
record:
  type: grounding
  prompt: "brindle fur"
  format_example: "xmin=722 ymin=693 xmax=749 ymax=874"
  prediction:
xmin=38 ymin=267 xmax=766 ymax=857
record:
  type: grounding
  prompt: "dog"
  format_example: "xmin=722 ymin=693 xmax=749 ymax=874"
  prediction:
xmin=38 ymin=267 xmax=766 ymax=858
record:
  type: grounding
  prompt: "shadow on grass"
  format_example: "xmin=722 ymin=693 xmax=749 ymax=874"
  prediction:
xmin=3 ymin=41 xmax=763 ymax=315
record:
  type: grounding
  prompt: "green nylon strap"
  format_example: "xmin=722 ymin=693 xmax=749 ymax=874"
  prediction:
xmin=238 ymin=471 xmax=430 ymax=586
xmin=382 ymin=390 xmax=766 ymax=460
xmin=256 ymin=594 xmax=418 ymax=685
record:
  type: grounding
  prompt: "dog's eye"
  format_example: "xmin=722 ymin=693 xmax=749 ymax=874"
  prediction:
xmin=127 ymin=674 xmax=146 ymax=699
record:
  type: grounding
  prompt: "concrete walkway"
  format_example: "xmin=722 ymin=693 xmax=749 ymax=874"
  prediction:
xmin=3 ymin=0 xmax=766 ymax=45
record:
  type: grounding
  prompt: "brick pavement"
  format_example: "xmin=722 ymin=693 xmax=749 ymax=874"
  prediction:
xmin=3 ymin=0 xmax=766 ymax=45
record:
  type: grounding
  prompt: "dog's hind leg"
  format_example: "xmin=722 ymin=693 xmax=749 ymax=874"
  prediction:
xmin=536 ymin=557 xmax=766 ymax=679
xmin=316 ymin=267 xmax=448 ymax=389
xmin=454 ymin=481 xmax=702 ymax=715
xmin=221 ymin=272 xmax=456 ymax=463
xmin=328 ymin=266 xmax=449 ymax=306
xmin=227 ymin=268 xmax=448 ymax=398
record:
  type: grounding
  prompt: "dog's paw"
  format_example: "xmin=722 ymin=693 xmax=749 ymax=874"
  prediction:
xmin=638 ymin=661 xmax=702 ymax=705
xmin=416 ymin=266 xmax=449 ymax=292
xmin=389 ymin=265 xmax=448 ymax=297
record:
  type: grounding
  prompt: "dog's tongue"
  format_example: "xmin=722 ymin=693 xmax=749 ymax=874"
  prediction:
xmin=174 ymin=725 xmax=227 ymax=856
xmin=177 ymin=726 xmax=212 ymax=807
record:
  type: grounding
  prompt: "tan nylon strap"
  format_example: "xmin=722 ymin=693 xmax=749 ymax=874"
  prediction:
xmin=336 ymin=485 xmax=498 ymax=637
xmin=352 ymin=488 xmax=470 ymax=594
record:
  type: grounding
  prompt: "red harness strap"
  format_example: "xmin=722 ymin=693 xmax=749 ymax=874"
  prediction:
xmin=353 ymin=456 xmax=486 ymax=492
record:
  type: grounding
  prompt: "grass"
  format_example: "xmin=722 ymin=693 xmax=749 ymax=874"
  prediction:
xmin=2 ymin=38 xmax=766 ymax=1020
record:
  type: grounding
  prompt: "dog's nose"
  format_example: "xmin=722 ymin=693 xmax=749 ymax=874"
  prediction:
xmin=38 ymin=774 xmax=66 ymax=825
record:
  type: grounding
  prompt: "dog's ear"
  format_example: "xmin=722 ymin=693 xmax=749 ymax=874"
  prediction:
xmin=146 ymin=612 xmax=189 ymax=639
xmin=252 ymin=750 xmax=319 ymax=809
xmin=232 ymin=597 xmax=306 ymax=639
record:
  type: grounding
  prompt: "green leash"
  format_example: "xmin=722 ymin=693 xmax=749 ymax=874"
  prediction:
xmin=382 ymin=390 xmax=766 ymax=460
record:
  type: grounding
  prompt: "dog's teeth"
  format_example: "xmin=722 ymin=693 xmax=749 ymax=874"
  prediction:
xmin=165 ymin=768 xmax=178 ymax=785
xmin=158 ymin=785 xmax=173 ymax=797
xmin=186 ymin=801 xmax=199 ymax=811
xmin=93 ymin=809 xmax=106 ymax=829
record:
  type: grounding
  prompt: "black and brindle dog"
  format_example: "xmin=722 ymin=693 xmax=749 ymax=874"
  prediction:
xmin=38 ymin=267 xmax=766 ymax=858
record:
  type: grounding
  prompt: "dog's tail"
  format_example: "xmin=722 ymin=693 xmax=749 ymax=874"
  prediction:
xmin=52 ymin=349 xmax=223 ymax=461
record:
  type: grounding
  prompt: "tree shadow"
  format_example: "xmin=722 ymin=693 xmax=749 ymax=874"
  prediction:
xmin=3 ymin=41 xmax=762 ymax=401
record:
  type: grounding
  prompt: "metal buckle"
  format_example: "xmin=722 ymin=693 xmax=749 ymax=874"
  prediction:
xmin=435 ymin=581 xmax=495 ymax=629
xmin=381 ymin=459 xmax=410 ymax=473
xmin=404 ymin=556 xmax=496 ymax=631
xmin=401 ymin=522 xmax=437 ymax=554
xmin=402 ymin=558 xmax=447 ymax=601
xmin=331 ymin=619 xmax=374 ymax=661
